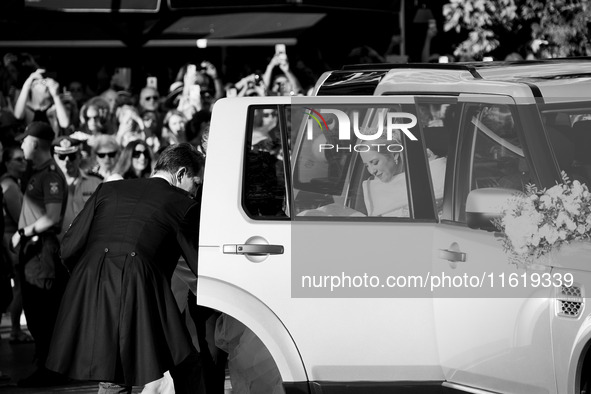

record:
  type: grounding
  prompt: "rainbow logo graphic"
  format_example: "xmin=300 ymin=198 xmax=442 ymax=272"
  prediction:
xmin=305 ymin=107 xmax=328 ymax=131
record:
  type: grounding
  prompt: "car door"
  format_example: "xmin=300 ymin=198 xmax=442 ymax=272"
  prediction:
xmin=199 ymin=95 xmax=445 ymax=389
xmin=288 ymin=96 xmax=442 ymax=385
xmin=431 ymin=94 xmax=557 ymax=394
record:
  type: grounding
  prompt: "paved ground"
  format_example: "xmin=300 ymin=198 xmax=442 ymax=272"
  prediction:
xmin=0 ymin=314 xmax=232 ymax=393
xmin=0 ymin=313 xmax=138 ymax=393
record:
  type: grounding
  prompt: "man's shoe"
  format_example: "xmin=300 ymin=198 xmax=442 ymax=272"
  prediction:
xmin=17 ymin=368 xmax=69 ymax=387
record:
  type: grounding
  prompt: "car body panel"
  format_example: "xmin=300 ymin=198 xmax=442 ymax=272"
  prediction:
xmin=201 ymin=60 xmax=591 ymax=393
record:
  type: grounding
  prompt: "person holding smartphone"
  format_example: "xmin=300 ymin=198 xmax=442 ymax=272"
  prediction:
xmin=262 ymin=45 xmax=302 ymax=96
xmin=174 ymin=62 xmax=222 ymax=119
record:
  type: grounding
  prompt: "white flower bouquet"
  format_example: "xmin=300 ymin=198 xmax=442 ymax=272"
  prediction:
xmin=494 ymin=172 xmax=591 ymax=266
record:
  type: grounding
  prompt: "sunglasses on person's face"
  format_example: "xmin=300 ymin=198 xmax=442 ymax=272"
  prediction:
xmin=11 ymin=157 xmax=25 ymax=163
xmin=262 ymin=112 xmax=276 ymax=118
xmin=132 ymin=150 xmax=147 ymax=158
xmin=97 ymin=151 xmax=117 ymax=159
xmin=57 ymin=153 xmax=78 ymax=161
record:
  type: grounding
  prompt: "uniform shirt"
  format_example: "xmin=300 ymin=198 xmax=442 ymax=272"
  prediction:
xmin=19 ymin=159 xmax=68 ymax=233
xmin=60 ymin=171 xmax=102 ymax=236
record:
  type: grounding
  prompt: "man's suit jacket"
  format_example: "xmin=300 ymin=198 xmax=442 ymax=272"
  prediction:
xmin=46 ymin=177 xmax=200 ymax=386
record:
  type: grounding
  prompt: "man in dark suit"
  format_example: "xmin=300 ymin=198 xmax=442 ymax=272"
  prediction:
xmin=46 ymin=143 xmax=204 ymax=394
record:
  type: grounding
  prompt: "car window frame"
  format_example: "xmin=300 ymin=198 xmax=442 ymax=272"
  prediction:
xmin=289 ymin=96 xmax=439 ymax=222
xmin=241 ymin=104 xmax=291 ymax=221
xmin=453 ymin=95 xmax=542 ymax=223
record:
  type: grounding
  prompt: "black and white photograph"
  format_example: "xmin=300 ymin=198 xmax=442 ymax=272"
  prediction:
xmin=1 ymin=1 xmax=591 ymax=393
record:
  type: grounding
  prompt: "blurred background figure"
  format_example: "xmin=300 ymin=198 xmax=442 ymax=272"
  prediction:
xmin=13 ymin=69 xmax=71 ymax=134
xmin=1 ymin=146 xmax=32 ymax=345
xmin=111 ymin=139 xmax=153 ymax=180
xmin=79 ymin=96 xmax=112 ymax=136
xmin=138 ymin=86 xmax=160 ymax=115
xmin=88 ymin=134 xmax=121 ymax=182
xmin=161 ymin=109 xmax=187 ymax=149
xmin=115 ymin=105 xmax=145 ymax=148
xmin=51 ymin=136 xmax=102 ymax=238
xmin=263 ymin=47 xmax=302 ymax=96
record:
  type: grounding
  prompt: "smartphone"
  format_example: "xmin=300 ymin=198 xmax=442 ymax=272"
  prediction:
xmin=147 ymin=76 xmax=158 ymax=89
xmin=276 ymin=44 xmax=287 ymax=62
xmin=275 ymin=44 xmax=286 ymax=55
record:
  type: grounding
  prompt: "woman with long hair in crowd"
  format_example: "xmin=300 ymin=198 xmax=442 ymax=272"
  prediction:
xmin=111 ymin=139 xmax=153 ymax=180
xmin=79 ymin=96 xmax=112 ymax=135
xmin=160 ymin=109 xmax=188 ymax=149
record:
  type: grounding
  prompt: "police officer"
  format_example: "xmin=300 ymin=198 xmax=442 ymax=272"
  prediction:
xmin=11 ymin=121 xmax=68 ymax=387
xmin=52 ymin=136 xmax=102 ymax=238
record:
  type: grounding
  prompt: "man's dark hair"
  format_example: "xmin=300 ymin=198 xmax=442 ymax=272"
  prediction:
xmin=153 ymin=143 xmax=204 ymax=177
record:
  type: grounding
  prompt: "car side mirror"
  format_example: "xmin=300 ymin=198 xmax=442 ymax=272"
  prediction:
xmin=466 ymin=188 xmax=524 ymax=232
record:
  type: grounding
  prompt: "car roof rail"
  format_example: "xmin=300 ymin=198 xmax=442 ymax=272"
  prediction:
xmin=341 ymin=57 xmax=591 ymax=80
xmin=341 ymin=63 xmax=484 ymax=79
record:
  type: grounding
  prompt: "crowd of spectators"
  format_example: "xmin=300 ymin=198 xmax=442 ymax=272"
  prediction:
xmin=0 ymin=46 xmax=314 ymax=387
xmin=0 ymin=47 xmax=309 ymax=182
xmin=0 ymin=28 xmax=543 ymax=386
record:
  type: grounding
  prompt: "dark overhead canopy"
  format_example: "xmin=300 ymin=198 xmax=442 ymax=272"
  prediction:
xmin=24 ymin=0 xmax=161 ymax=12
xmin=0 ymin=0 xmax=399 ymax=48
xmin=20 ymin=0 xmax=399 ymax=13
xmin=162 ymin=12 xmax=325 ymax=38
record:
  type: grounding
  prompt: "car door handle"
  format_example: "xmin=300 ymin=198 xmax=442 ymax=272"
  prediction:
xmin=438 ymin=249 xmax=466 ymax=262
xmin=223 ymin=244 xmax=284 ymax=255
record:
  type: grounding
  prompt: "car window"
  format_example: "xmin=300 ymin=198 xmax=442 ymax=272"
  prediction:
xmin=242 ymin=106 xmax=289 ymax=220
xmin=456 ymin=103 xmax=534 ymax=222
xmin=539 ymin=102 xmax=591 ymax=186
xmin=290 ymin=103 xmax=435 ymax=219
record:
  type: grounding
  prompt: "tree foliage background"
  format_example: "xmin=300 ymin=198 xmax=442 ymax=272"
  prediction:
xmin=443 ymin=0 xmax=591 ymax=60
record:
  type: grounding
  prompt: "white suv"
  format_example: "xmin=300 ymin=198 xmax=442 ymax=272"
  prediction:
xmin=199 ymin=59 xmax=591 ymax=394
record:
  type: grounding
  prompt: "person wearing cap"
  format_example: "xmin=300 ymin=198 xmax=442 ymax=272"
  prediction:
xmin=52 ymin=136 xmax=102 ymax=238
xmin=11 ymin=121 xmax=69 ymax=387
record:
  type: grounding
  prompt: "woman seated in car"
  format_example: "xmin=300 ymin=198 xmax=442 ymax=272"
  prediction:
xmin=360 ymin=135 xmax=446 ymax=217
